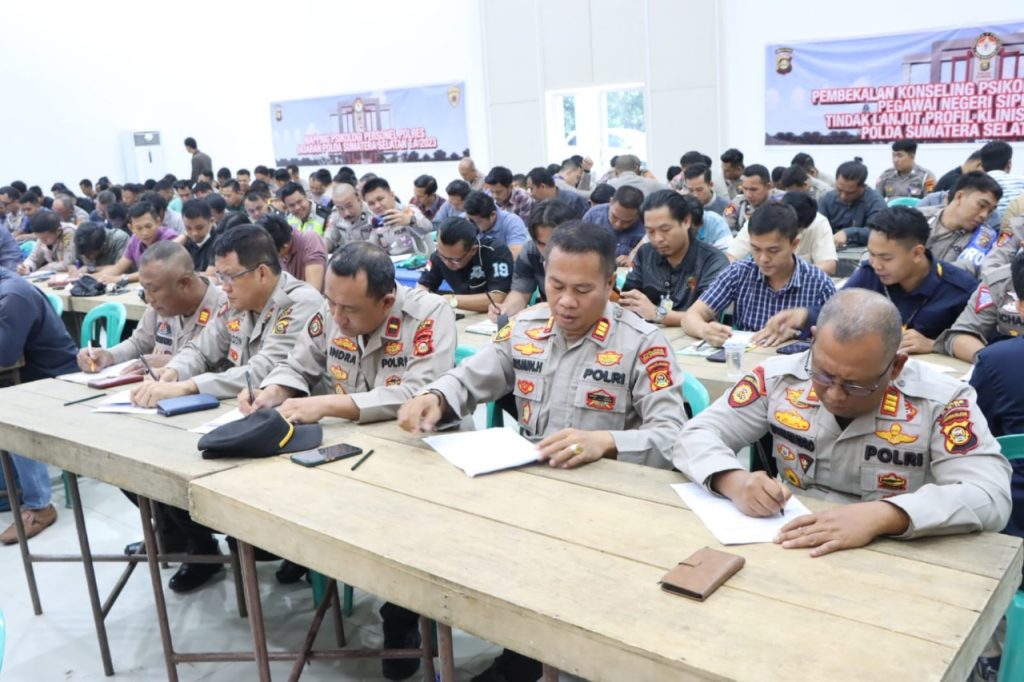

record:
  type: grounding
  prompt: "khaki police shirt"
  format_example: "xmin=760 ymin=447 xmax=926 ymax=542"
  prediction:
xmin=427 ymin=302 xmax=688 ymax=469
xmin=108 ymin=280 xmax=223 ymax=364
xmin=261 ymin=286 xmax=455 ymax=423
xmin=876 ymin=164 xmax=937 ymax=199
xmin=23 ymin=223 xmax=76 ymax=272
xmin=926 ymin=210 xmax=998 ymax=278
xmin=723 ymin=190 xmax=784 ymax=233
xmin=935 ymin=264 xmax=1024 ymax=355
xmin=672 ymin=353 xmax=1011 ymax=538
xmin=981 ymin=194 xmax=1024 ymax=277
xmin=165 ymin=272 xmax=322 ymax=397
xmin=323 ymin=204 xmax=374 ymax=254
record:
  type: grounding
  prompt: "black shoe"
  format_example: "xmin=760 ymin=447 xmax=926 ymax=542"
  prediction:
xmin=471 ymin=650 xmax=542 ymax=682
xmin=226 ymin=536 xmax=280 ymax=561
xmin=168 ymin=562 xmax=225 ymax=593
xmin=124 ymin=538 xmax=188 ymax=556
xmin=275 ymin=559 xmax=308 ymax=584
xmin=381 ymin=606 xmax=422 ymax=681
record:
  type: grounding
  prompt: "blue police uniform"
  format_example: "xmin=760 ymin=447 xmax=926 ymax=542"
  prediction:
xmin=841 ymin=253 xmax=977 ymax=340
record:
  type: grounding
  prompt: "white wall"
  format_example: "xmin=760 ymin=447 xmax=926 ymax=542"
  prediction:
xmin=0 ymin=0 xmax=487 ymax=200
xmin=718 ymin=0 xmax=1024 ymax=183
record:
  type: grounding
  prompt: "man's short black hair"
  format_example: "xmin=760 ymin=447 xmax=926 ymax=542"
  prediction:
xmin=951 ymin=170 xmax=1003 ymax=201
xmin=181 ymin=198 xmax=212 ymax=220
xmin=867 ymin=206 xmax=930 ymax=247
xmin=184 ymin=137 xmax=197 ymax=149
xmin=172 ymin=179 xmax=192 ymax=191
xmin=836 ymin=160 xmax=869 ymax=186
xmin=1011 ymin=250 xmax=1024 ymax=300
xmin=666 ymin=165 xmax=682 ymax=183
xmin=641 ymin=189 xmax=695 ymax=225
xmin=107 ymin=203 xmax=127 ymax=223
xmin=213 ymin=224 xmax=281 ymax=274
xmin=18 ymin=191 xmax=39 ymax=205
xmin=141 ymin=191 xmax=167 ymax=216
xmin=546 ymin=163 xmax=561 ymax=176
xmin=892 ymin=139 xmax=918 ymax=155
xmin=274 ymin=169 xmax=292 ymax=184
xmin=74 ymin=222 xmax=107 ymax=255
xmin=413 ymin=174 xmax=438 ymax=194
xmin=155 ymin=179 xmax=173 ymax=192
xmin=742 ymin=164 xmax=771 ymax=185
xmin=205 ymin=194 xmax=227 ymax=213
xmin=80 ymin=178 xmax=93 ymax=189
xmin=216 ymin=167 xmax=232 ymax=181
xmin=980 ymin=141 xmax=1014 ymax=172
xmin=244 ymin=190 xmax=266 ymax=203
xmin=143 ymin=179 xmax=157 ymax=191
xmin=720 ymin=148 xmax=744 ymax=166
xmin=780 ymin=191 xmax=818 ymax=230
xmin=683 ymin=163 xmax=712 ymax=183
xmin=463 ymin=191 xmax=496 ymax=219
xmin=526 ymin=167 xmax=556 ymax=188
xmin=254 ymin=165 xmax=270 ymax=176
xmin=780 ymin=165 xmax=809 ymax=189
xmin=547 ymin=220 xmax=617 ymax=278
xmin=361 ymin=177 xmax=392 ymax=195
xmin=194 ymin=181 xmax=213 ymax=194
xmin=771 ymin=166 xmax=786 ymax=184
xmin=484 ymin=166 xmax=514 ymax=186
xmin=681 ymin=194 xmax=705 ymax=228
xmin=29 ymin=212 xmax=61 ymax=233
xmin=0 ymin=186 xmax=20 ymax=200
xmin=438 ymin=216 xmax=480 ymax=250
xmin=313 ymin=168 xmax=333 ymax=186
xmin=328 ymin=241 xmax=397 ymax=300
xmin=10 ymin=181 xmax=27 ymax=194
xmin=527 ymin=199 xmax=577 ymax=240
xmin=334 ymin=167 xmax=358 ymax=186
xmin=560 ymin=157 xmax=581 ymax=172
xmin=445 ymin=179 xmax=472 ymax=199
xmin=128 ymin=201 xmax=159 ymax=223
xmin=589 ymin=183 xmax=615 ymax=205
xmin=258 ymin=214 xmax=293 ymax=251
xmin=791 ymin=152 xmax=815 ymax=171
xmin=287 ymin=164 xmax=299 ymax=174
xmin=611 ymin=185 xmax=643 ymax=211
xmin=679 ymin=151 xmax=706 ymax=167
xmin=220 ymin=179 xmax=240 ymax=193
xmin=278 ymin=181 xmax=305 ymax=200
xmin=748 ymin=203 xmax=801 ymax=241
xmin=967 ymin=150 xmax=983 ymax=162
xmin=237 ymin=168 xmax=251 ymax=178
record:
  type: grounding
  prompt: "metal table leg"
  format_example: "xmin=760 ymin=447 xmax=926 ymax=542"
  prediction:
xmin=239 ymin=540 xmax=272 ymax=682
xmin=138 ymin=496 xmax=179 ymax=682
xmin=1 ymin=450 xmax=41 ymax=615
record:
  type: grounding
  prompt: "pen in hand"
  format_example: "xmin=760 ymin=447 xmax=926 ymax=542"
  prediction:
xmin=87 ymin=341 xmax=97 ymax=373
xmin=138 ymin=354 xmax=158 ymax=380
xmin=245 ymin=370 xmax=254 ymax=407
xmin=754 ymin=441 xmax=785 ymax=516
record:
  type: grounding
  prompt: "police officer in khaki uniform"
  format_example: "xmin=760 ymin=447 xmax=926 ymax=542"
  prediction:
xmin=674 ymin=289 xmax=1010 ymax=556
xmin=981 ymin=193 xmax=1024 ymax=277
xmin=131 ymin=225 xmax=322 ymax=405
xmin=924 ymin=171 xmax=1003 ymax=278
xmin=723 ymin=165 xmax=783 ymax=234
xmin=399 ymin=220 xmax=688 ymax=682
xmin=76 ymin=242 xmax=223 ymax=373
xmin=324 ymin=182 xmax=374 ymax=254
xmin=935 ymin=260 xmax=1024 ymax=362
xmin=876 ymin=139 xmax=937 ymax=200
xmin=242 ymin=241 xmax=455 ymax=424
xmin=16 ymin=212 xmax=76 ymax=274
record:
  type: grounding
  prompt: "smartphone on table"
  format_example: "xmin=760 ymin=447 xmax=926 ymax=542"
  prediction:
xmin=290 ymin=443 xmax=363 ymax=467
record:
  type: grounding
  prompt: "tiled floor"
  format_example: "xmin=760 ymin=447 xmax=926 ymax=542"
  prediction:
xmin=0 ymin=471 xmax=511 ymax=681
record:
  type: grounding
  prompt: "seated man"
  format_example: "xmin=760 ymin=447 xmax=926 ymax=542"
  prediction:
xmin=484 ymin=166 xmax=533 ymax=224
xmin=69 ymin=221 xmax=129 ymax=276
xmin=76 ymin=241 xmax=222 ymax=374
xmin=399 ymin=222 xmax=688 ymax=682
xmin=876 ymin=139 xmax=937 ymax=200
xmin=925 ymin=171 xmax=1002 ymax=278
xmin=417 ymin=217 xmax=512 ymax=313
xmin=181 ymin=198 xmax=218 ymax=273
xmin=777 ymin=164 xmax=829 ymax=202
xmin=96 ymin=201 xmax=183 ymax=284
xmin=823 ymin=161 xmax=888 ymax=248
xmin=972 ymin=251 xmax=1024 ymax=435
xmin=13 ymin=191 xmax=45 ymax=242
xmin=489 ymin=199 xmax=577 ymax=320
xmin=463 ymin=190 xmax=529 ymax=258
xmin=0 ymin=267 xmax=78 ymax=542
xmin=0 ymin=225 xmax=21 ymax=271
xmin=723 ymin=164 xmax=782 ymax=234
xmin=324 ymin=181 xmax=373 ymax=253
xmin=673 ymin=288 xmax=1010 ymax=555
xmin=728 ymin=191 xmax=838 ymax=275
xmin=525 ymin=166 xmax=590 ymax=218
xmin=16 ymin=212 xmax=76 ymax=274
xmin=621 ymin=190 xmax=728 ymax=326
xmin=682 ymin=203 xmax=836 ymax=346
xmin=280 ymin=181 xmax=325 ymax=236
xmin=683 ymin=162 xmax=729 ymax=215
xmin=934 ymin=150 xmax=983 ymax=193
xmin=837 ymin=206 xmax=977 ymax=354
xmin=433 ymin=179 xmax=471 ymax=223
xmin=410 ymin=174 xmax=445 ymax=221
xmin=259 ymin=214 xmax=327 ymax=292
xmin=362 ymin=177 xmax=434 ymax=257
xmin=981 ymin=193 xmax=1024 ymax=277
xmin=582 ymin=185 xmax=645 ymax=266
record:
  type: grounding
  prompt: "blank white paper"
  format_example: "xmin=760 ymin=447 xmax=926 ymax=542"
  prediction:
xmin=59 ymin=360 xmax=141 ymax=385
xmin=671 ymin=482 xmax=811 ymax=545
xmin=92 ymin=390 xmax=157 ymax=415
xmin=423 ymin=428 xmax=539 ymax=477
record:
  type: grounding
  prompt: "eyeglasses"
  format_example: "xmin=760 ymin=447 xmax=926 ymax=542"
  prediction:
xmin=215 ymin=264 xmax=262 ymax=286
xmin=804 ymin=347 xmax=895 ymax=397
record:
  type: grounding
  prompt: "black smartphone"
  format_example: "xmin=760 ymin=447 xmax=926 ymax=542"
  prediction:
xmin=776 ymin=341 xmax=811 ymax=355
xmin=455 ymin=313 xmax=465 ymax=320
xmin=706 ymin=349 xmax=726 ymax=363
xmin=290 ymin=443 xmax=363 ymax=467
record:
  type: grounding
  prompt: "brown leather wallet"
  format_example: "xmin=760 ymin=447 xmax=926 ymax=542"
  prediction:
xmin=659 ymin=547 xmax=744 ymax=601
xmin=87 ymin=374 xmax=144 ymax=389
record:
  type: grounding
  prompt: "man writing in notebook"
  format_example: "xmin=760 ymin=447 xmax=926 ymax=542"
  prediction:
xmin=673 ymin=289 xmax=1010 ymax=557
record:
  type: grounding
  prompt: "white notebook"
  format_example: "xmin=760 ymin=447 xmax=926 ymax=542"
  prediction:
xmin=671 ymin=482 xmax=811 ymax=545
xmin=423 ymin=428 xmax=539 ymax=477
xmin=59 ymin=360 xmax=140 ymax=385
xmin=92 ymin=390 xmax=157 ymax=415
xmin=464 ymin=320 xmax=498 ymax=336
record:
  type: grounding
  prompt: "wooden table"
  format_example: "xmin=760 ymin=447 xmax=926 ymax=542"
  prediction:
xmin=33 ymin=281 xmax=147 ymax=321
xmin=190 ymin=418 xmax=1022 ymax=682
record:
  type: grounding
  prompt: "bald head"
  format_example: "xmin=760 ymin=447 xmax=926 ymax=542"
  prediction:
xmin=139 ymin=240 xmax=196 ymax=275
xmin=817 ymin=289 xmax=902 ymax=358
xmin=614 ymin=154 xmax=641 ymax=173
xmin=459 ymin=157 xmax=479 ymax=183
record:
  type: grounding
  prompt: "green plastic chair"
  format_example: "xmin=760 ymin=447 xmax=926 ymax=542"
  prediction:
xmin=79 ymin=301 xmax=127 ymax=348
xmin=997 ymin=434 xmax=1024 ymax=682
xmin=455 ymin=345 xmax=503 ymax=427
xmin=887 ymin=197 xmax=921 ymax=208
xmin=45 ymin=292 xmax=64 ymax=317
xmin=681 ymin=371 xmax=711 ymax=416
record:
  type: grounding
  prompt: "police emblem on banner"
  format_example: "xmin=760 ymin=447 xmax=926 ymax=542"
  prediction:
xmin=447 ymin=85 xmax=461 ymax=108
xmin=274 ymin=105 xmax=283 ymax=122
xmin=775 ymin=47 xmax=793 ymax=75
xmin=973 ymin=32 xmax=1002 ymax=72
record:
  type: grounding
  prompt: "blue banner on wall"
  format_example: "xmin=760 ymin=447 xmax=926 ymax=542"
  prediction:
xmin=270 ymin=82 xmax=469 ymax=165
xmin=765 ymin=23 xmax=1024 ymax=145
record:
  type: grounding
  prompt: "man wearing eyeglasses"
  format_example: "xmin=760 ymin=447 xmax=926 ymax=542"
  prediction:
xmin=131 ymin=225 xmax=322 ymax=408
xmin=417 ymin=216 xmax=513 ymax=313
xmin=674 ymin=288 xmax=1010 ymax=557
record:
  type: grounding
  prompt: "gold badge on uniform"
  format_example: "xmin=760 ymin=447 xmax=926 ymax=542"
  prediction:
xmin=590 ymin=318 xmax=610 ymax=342
xmin=783 ymin=469 xmax=801 ymax=487
xmin=879 ymin=386 xmax=900 ymax=416
xmin=513 ymin=342 xmax=544 ymax=356
xmin=646 ymin=360 xmax=672 ymax=392
xmin=330 ymin=366 xmax=348 ymax=381
xmin=585 ymin=389 xmax=616 ymax=411
xmin=517 ymin=379 xmax=535 ymax=395
xmin=728 ymin=377 xmax=759 ymax=408
xmin=785 ymin=388 xmax=812 ymax=409
xmin=197 ymin=308 xmax=211 ymax=326
xmin=333 ymin=337 xmax=358 ymax=352
xmin=876 ymin=472 xmax=907 ymax=492
xmin=384 ymin=341 xmax=403 ymax=356
xmin=875 ymin=423 xmax=917 ymax=445
xmin=596 ymin=350 xmax=623 ymax=366
xmin=774 ymin=410 xmax=809 ymax=431
xmin=385 ymin=375 xmax=401 ymax=386
xmin=274 ymin=316 xmax=292 ymax=334
xmin=227 ymin=318 xmax=241 ymax=332
xmin=521 ymin=401 xmax=532 ymax=425
xmin=798 ymin=454 xmax=813 ymax=474
xmin=639 ymin=346 xmax=667 ymax=364
xmin=776 ymin=444 xmax=796 ymax=461
xmin=384 ymin=316 xmax=401 ymax=339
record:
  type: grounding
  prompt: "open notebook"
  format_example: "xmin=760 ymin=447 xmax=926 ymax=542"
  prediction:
xmin=92 ymin=390 xmax=157 ymax=415
xmin=423 ymin=428 xmax=540 ymax=477
xmin=59 ymin=360 xmax=140 ymax=386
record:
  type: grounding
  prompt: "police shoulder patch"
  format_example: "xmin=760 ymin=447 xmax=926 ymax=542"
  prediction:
xmin=307 ymin=312 xmax=324 ymax=338
xmin=494 ymin=322 xmax=512 ymax=343
xmin=975 ymin=284 xmax=993 ymax=313
xmin=728 ymin=377 xmax=759 ymax=408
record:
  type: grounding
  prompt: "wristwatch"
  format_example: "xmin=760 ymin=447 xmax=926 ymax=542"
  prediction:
xmin=654 ymin=305 xmax=667 ymax=324
xmin=448 ymin=294 xmax=459 ymax=308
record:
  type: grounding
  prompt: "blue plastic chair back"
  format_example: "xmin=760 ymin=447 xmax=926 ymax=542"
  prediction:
xmin=45 ymin=292 xmax=63 ymax=317
xmin=681 ymin=370 xmax=711 ymax=416
xmin=79 ymin=301 xmax=127 ymax=348
xmin=998 ymin=433 xmax=1024 ymax=461
xmin=18 ymin=240 xmax=34 ymax=258
xmin=455 ymin=345 xmax=476 ymax=366
xmin=887 ymin=197 xmax=920 ymax=208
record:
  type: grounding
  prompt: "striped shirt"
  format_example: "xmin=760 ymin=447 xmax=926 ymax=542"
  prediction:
xmin=987 ymin=170 xmax=1024 ymax=214
xmin=699 ymin=256 xmax=836 ymax=331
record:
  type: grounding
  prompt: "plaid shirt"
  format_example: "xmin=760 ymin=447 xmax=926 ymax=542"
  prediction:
xmin=493 ymin=186 xmax=533 ymax=224
xmin=699 ymin=256 xmax=836 ymax=331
